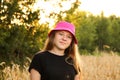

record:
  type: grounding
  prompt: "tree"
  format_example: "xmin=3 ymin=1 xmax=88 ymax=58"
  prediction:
xmin=76 ymin=13 xmax=97 ymax=54
xmin=107 ymin=15 xmax=120 ymax=52
xmin=0 ymin=0 xmax=39 ymax=26
xmin=0 ymin=0 xmax=48 ymax=63
xmin=95 ymin=12 xmax=109 ymax=51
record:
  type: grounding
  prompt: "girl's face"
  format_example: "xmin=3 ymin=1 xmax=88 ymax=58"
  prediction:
xmin=53 ymin=30 xmax=73 ymax=51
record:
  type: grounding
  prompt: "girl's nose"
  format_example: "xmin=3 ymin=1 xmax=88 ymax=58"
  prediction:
xmin=62 ymin=35 xmax=67 ymax=41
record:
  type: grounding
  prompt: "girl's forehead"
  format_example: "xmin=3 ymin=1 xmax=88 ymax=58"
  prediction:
xmin=56 ymin=30 xmax=72 ymax=35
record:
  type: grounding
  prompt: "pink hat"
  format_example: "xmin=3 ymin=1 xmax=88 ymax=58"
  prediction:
xmin=48 ymin=21 xmax=77 ymax=44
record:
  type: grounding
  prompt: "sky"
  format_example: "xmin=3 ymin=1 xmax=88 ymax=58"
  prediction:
xmin=35 ymin=0 xmax=120 ymax=17
xmin=34 ymin=0 xmax=120 ymax=25
xmin=80 ymin=0 xmax=120 ymax=17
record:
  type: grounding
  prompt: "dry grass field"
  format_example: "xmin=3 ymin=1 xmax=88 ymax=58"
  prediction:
xmin=81 ymin=54 xmax=120 ymax=80
xmin=0 ymin=53 xmax=120 ymax=80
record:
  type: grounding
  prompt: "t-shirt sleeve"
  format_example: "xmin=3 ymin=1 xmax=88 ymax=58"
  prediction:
xmin=28 ymin=54 xmax=42 ymax=74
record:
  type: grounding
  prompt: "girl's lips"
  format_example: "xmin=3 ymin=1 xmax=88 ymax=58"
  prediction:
xmin=59 ymin=41 xmax=66 ymax=44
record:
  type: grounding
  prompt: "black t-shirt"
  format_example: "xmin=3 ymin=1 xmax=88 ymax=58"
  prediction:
xmin=29 ymin=51 xmax=77 ymax=80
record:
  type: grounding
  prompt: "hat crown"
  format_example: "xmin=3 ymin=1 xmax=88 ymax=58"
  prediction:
xmin=55 ymin=21 xmax=75 ymax=35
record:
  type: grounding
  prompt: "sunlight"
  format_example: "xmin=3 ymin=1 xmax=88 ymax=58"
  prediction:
xmin=33 ymin=0 xmax=120 ymax=26
xmin=33 ymin=0 xmax=76 ymax=27
xmin=34 ymin=0 xmax=120 ymax=17
xmin=80 ymin=0 xmax=120 ymax=17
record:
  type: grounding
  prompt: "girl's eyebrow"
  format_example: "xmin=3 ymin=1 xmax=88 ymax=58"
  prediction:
xmin=57 ymin=31 xmax=72 ymax=36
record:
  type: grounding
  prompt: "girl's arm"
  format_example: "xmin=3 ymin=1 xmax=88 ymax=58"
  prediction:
xmin=30 ymin=69 xmax=41 ymax=80
xmin=74 ymin=74 xmax=81 ymax=80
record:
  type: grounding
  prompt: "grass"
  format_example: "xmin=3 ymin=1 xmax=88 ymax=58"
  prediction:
xmin=0 ymin=57 xmax=31 ymax=80
xmin=0 ymin=53 xmax=120 ymax=80
xmin=81 ymin=53 xmax=120 ymax=80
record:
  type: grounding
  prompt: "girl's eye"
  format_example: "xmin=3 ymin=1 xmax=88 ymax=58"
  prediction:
xmin=59 ymin=32 xmax=64 ymax=36
xmin=58 ymin=32 xmax=72 ymax=39
xmin=67 ymin=35 xmax=72 ymax=39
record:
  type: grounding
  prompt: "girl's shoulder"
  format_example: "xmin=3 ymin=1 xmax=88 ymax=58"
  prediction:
xmin=35 ymin=51 xmax=49 ymax=56
xmin=32 ymin=51 xmax=49 ymax=61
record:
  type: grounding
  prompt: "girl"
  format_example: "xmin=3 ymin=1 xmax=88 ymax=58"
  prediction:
xmin=29 ymin=21 xmax=82 ymax=80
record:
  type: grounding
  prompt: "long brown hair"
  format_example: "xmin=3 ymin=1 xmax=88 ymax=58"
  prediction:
xmin=43 ymin=30 xmax=82 ymax=80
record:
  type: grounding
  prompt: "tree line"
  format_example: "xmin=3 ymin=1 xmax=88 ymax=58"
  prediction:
xmin=0 ymin=0 xmax=120 ymax=63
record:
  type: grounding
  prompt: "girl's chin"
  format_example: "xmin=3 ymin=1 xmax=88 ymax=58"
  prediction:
xmin=57 ymin=46 xmax=68 ymax=50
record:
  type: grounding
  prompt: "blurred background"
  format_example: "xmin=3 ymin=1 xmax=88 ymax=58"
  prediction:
xmin=0 ymin=0 xmax=120 ymax=80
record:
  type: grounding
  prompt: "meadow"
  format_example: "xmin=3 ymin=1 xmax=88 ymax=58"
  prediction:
xmin=81 ymin=53 xmax=120 ymax=80
xmin=0 ymin=53 xmax=120 ymax=80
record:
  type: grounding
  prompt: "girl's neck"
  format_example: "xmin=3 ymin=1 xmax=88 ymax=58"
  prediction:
xmin=49 ymin=48 xmax=65 ymax=56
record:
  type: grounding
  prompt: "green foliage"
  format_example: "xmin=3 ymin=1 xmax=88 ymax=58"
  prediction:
xmin=77 ymin=14 xmax=97 ymax=52
xmin=95 ymin=13 xmax=109 ymax=51
xmin=0 ymin=0 xmax=49 ymax=64
xmin=0 ymin=23 xmax=49 ymax=64
xmin=0 ymin=0 xmax=38 ymax=25
xmin=107 ymin=15 xmax=120 ymax=52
